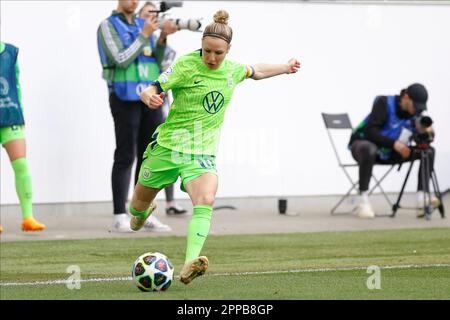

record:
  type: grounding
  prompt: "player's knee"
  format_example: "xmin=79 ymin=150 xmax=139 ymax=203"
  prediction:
xmin=195 ymin=194 xmax=215 ymax=206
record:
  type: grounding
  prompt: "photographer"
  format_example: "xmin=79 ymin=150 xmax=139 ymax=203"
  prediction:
xmin=349 ymin=83 xmax=438 ymax=218
xmin=97 ymin=0 xmax=178 ymax=232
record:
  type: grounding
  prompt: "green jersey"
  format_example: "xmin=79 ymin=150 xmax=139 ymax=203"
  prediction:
xmin=155 ymin=50 xmax=252 ymax=156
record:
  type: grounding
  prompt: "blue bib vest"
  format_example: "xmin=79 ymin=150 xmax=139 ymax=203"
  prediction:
xmin=98 ymin=15 xmax=160 ymax=101
xmin=0 ymin=43 xmax=25 ymax=127
xmin=380 ymin=96 xmax=415 ymax=140
xmin=356 ymin=96 xmax=416 ymax=160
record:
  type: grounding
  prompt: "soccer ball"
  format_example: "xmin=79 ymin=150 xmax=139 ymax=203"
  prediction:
xmin=132 ymin=252 xmax=174 ymax=292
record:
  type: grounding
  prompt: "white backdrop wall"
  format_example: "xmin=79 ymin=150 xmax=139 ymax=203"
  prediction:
xmin=1 ymin=1 xmax=449 ymax=204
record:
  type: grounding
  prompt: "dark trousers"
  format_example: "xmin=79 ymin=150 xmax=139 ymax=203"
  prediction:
xmin=109 ymin=93 xmax=167 ymax=214
xmin=350 ymin=140 xmax=435 ymax=192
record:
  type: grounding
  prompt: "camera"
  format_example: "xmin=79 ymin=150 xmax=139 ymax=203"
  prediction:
xmin=415 ymin=113 xmax=433 ymax=130
xmin=159 ymin=1 xmax=182 ymax=12
xmin=156 ymin=1 xmax=202 ymax=32
xmin=413 ymin=112 xmax=434 ymax=148
xmin=413 ymin=132 xmax=433 ymax=148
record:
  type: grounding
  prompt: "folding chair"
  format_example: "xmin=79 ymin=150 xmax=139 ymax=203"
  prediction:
xmin=321 ymin=113 xmax=395 ymax=216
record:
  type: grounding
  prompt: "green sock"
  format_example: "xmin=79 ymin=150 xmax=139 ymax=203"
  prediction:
xmin=128 ymin=203 xmax=151 ymax=219
xmin=11 ymin=158 xmax=33 ymax=219
xmin=185 ymin=205 xmax=213 ymax=262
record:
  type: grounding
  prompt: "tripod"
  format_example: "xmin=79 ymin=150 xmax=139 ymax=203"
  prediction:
xmin=391 ymin=147 xmax=445 ymax=220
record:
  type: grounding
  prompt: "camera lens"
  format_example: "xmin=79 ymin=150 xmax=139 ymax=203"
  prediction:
xmin=419 ymin=116 xmax=433 ymax=128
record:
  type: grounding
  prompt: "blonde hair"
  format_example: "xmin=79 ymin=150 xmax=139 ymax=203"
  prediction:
xmin=203 ymin=10 xmax=233 ymax=43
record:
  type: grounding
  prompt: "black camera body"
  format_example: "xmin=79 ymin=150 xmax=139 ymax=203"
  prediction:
xmin=413 ymin=132 xmax=433 ymax=149
xmin=159 ymin=1 xmax=183 ymax=13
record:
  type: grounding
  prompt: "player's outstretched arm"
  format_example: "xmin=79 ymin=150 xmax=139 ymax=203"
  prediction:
xmin=140 ymin=85 xmax=166 ymax=109
xmin=252 ymin=58 xmax=300 ymax=80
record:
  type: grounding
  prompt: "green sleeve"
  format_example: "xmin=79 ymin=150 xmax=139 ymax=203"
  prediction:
xmin=232 ymin=61 xmax=248 ymax=85
xmin=157 ymin=56 xmax=187 ymax=91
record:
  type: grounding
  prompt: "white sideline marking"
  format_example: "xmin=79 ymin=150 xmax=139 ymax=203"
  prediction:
xmin=211 ymin=264 xmax=450 ymax=277
xmin=1 ymin=264 xmax=449 ymax=287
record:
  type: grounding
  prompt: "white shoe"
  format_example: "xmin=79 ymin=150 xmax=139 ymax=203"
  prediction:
xmin=354 ymin=193 xmax=375 ymax=219
xmin=356 ymin=203 xmax=375 ymax=218
xmin=113 ymin=213 xmax=133 ymax=232
xmin=144 ymin=215 xmax=172 ymax=232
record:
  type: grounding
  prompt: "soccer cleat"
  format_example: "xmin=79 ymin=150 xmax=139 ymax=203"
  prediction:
xmin=355 ymin=203 xmax=375 ymax=219
xmin=179 ymin=256 xmax=209 ymax=285
xmin=21 ymin=218 xmax=46 ymax=232
xmin=130 ymin=202 xmax=157 ymax=231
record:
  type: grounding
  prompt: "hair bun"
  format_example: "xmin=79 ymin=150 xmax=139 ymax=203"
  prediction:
xmin=213 ymin=10 xmax=229 ymax=25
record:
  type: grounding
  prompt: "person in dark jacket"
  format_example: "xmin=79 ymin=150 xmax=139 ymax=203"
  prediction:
xmin=349 ymin=83 xmax=437 ymax=218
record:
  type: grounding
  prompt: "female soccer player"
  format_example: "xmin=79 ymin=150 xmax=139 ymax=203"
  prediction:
xmin=129 ymin=10 xmax=300 ymax=284
xmin=0 ymin=41 xmax=45 ymax=233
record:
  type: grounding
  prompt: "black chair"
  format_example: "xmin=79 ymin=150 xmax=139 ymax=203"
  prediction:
xmin=321 ymin=113 xmax=395 ymax=216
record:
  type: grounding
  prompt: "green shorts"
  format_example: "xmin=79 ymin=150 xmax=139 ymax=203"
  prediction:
xmin=138 ymin=141 xmax=218 ymax=192
xmin=0 ymin=125 xmax=25 ymax=145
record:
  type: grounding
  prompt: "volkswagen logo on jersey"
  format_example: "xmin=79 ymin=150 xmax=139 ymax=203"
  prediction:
xmin=202 ymin=91 xmax=225 ymax=114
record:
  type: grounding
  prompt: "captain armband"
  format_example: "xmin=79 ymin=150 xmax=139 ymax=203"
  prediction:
xmin=246 ymin=65 xmax=255 ymax=79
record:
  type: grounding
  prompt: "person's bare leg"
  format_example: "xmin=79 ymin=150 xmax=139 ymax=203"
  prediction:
xmin=185 ymin=173 xmax=218 ymax=207
xmin=4 ymin=138 xmax=26 ymax=161
xmin=179 ymin=173 xmax=218 ymax=284
xmin=129 ymin=183 xmax=161 ymax=231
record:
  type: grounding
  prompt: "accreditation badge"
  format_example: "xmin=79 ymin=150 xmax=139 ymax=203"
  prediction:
xmin=143 ymin=46 xmax=152 ymax=56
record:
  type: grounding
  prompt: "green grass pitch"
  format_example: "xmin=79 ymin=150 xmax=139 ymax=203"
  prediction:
xmin=1 ymin=228 xmax=449 ymax=299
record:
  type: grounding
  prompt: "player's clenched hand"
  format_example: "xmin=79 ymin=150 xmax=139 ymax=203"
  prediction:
xmin=286 ymin=58 xmax=301 ymax=74
xmin=141 ymin=89 xmax=165 ymax=109
xmin=148 ymin=92 xmax=165 ymax=109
